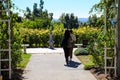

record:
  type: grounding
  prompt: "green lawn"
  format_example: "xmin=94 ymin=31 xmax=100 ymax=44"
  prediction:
xmin=76 ymin=55 xmax=95 ymax=70
xmin=17 ymin=53 xmax=31 ymax=69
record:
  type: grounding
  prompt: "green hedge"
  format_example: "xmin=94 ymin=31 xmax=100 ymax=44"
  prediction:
xmin=74 ymin=48 xmax=89 ymax=55
xmin=19 ymin=27 xmax=98 ymax=47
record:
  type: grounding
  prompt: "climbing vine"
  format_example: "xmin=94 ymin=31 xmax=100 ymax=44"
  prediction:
xmin=0 ymin=0 xmax=22 ymax=78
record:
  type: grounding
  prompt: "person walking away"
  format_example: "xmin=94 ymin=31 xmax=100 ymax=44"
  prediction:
xmin=62 ymin=30 xmax=72 ymax=65
xmin=69 ymin=29 xmax=76 ymax=61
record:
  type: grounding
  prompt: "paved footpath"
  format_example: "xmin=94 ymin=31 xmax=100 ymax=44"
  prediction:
xmin=22 ymin=48 xmax=97 ymax=80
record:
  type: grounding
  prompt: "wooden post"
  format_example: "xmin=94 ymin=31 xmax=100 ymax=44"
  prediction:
xmin=104 ymin=0 xmax=107 ymax=75
xmin=116 ymin=0 xmax=120 ymax=78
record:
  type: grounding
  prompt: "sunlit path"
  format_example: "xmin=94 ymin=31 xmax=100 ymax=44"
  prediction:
xmin=26 ymin=48 xmax=65 ymax=54
xmin=22 ymin=48 xmax=97 ymax=80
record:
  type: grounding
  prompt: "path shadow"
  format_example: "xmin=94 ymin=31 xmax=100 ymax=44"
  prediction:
xmin=48 ymin=47 xmax=56 ymax=50
xmin=12 ymin=69 xmax=25 ymax=80
xmin=64 ymin=60 xmax=81 ymax=68
xmin=1 ymin=69 xmax=24 ymax=80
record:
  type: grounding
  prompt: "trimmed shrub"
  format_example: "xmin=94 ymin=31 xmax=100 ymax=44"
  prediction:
xmin=74 ymin=48 xmax=89 ymax=56
xmin=84 ymin=64 xmax=94 ymax=70
xmin=19 ymin=26 xmax=98 ymax=47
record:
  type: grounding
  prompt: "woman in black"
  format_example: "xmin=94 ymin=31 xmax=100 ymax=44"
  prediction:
xmin=62 ymin=30 xmax=72 ymax=65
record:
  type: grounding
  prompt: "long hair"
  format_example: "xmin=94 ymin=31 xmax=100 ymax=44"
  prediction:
xmin=64 ymin=30 xmax=70 ymax=40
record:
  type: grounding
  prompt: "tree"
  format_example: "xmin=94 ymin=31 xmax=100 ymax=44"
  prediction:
xmin=24 ymin=7 xmax=32 ymax=20
xmin=39 ymin=0 xmax=44 ymax=16
xmin=64 ymin=13 xmax=70 ymax=29
xmin=33 ymin=3 xmax=39 ymax=17
xmin=24 ymin=0 xmax=52 ymax=29
xmin=42 ymin=9 xmax=49 ymax=18
xmin=88 ymin=14 xmax=104 ymax=27
xmin=59 ymin=13 xmax=65 ymax=23
xmin=59 ymin=13 xmax=79 ymax=29
xmin=74 ymin=17 xmax=79 ymax=28
xmin=88 ymin=14 xmax=98 ymax=27
xmin=89 ymin=0 xmax=115 ymax=28
xmin=33 ymin=0 xmax=44 ymax=18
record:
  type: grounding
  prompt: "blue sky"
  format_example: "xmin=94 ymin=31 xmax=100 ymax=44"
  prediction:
xmin=12 ymin=0 xmax=100 ymax=19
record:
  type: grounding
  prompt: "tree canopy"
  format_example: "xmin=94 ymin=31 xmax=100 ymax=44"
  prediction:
xmin=59 ymin=13 xmax=79 ymax=29
xmin=24 ymin=0 xmax=53 ymax=29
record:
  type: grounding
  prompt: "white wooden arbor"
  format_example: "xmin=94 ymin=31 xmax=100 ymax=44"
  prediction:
xmin=0 ymin=0 xmax=118 ymax=79
xmin=104 ymin=0 xmax=118 ymax=77
xmin=0 ymin=0 xmax=11 ymax=79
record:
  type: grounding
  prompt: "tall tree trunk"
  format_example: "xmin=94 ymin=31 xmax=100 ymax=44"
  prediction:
xmin=116 ymin=0 xmax=120 ymax=79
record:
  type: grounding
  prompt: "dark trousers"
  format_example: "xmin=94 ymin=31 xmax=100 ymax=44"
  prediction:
xmin=69 ymin=47 xmax=73 ymax=59
xmin=63 ymin=47 xmax=70 ymax=63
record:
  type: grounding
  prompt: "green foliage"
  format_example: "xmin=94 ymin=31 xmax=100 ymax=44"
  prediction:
xmin=87 ymin=27 xmax=115 ymax=68
xmin=76 ymin=55 xmax=95 ymax=70
xmin=87 ymin=30 xmax=104 ymax=67
xmin=74 ymin=48 xmax=89 ymax=56
xmin=89 ymin=0 xmax=116 ymax=28
xmin=0 ymin=1 xmax=23 ymax=79
xmin=53 ymin=28 xmax=64 ymax=47
xmin=20 ymin=18 xmax=51 ymax=29
xmin=20 ymin=28 xmax=49 ymax=47
xmin=73 ymin=26 xmax=98 ymax=44
xmin=11 ymin=23 xmax=23 ymax=68
xmin=88 ymin=14 xmax=104 ymax=27
xmin=22 ymin=20 xmax=36 ymax=28
xmin=24 ymin=0 xmax=52 ymax=29
xmin=59 ymin=13 xmax=79 ymax=29
xmin=88 ymin=0 xmax=116 ymax=69
xmin=24 ymin=7 xmax=32 ymax=20
xmin=84 ymin=64 xmax=95 ymax=70
xmin=19 ymin=26 xmax=98 ymax=47
xmin=53 ymin=22 xmax=64 ymax=29
xmin=0 ymin=2 xmax=23 ymax=68
xmin=17 ymin=53 xmax=31 ymax=68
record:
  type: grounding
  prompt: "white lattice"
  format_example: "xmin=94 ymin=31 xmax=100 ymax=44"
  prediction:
xmin=0 ymin=0 xmax=11 ymax=79
xmin=104 ymin=0 xmax=117 ymax=77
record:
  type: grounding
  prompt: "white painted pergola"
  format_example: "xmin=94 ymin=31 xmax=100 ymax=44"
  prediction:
xmin=0 ymin=0 xmax=119 ymax=79
xmin=104 ymin=0 xmax=118 ymax=77
xmin=0 ymin=0 xmax=11 ymax=79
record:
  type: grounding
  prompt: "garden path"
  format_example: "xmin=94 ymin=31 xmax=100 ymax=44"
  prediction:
xmin=22 ymin=48 xmax=97 ymax=80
